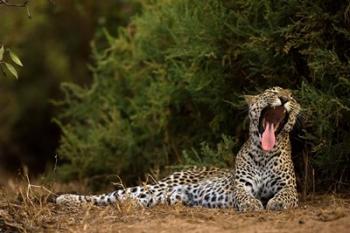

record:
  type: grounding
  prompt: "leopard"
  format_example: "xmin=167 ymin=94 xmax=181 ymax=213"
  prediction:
xmin=56 ymin=86 xmax=301 ymax=212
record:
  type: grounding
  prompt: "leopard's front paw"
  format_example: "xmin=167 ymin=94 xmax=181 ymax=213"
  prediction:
xmin=237 ymin=198 xmax=264 ymax=212
xmin=266 ymin=198 xmax=288 ymax=211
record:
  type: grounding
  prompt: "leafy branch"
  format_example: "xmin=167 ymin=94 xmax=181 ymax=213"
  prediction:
xmin=0 ymin=1 xmax=32 ymax=78
xmin=0 ymin=0 xmax=32 ymax=18
xmin=0 ymin=0 xmax=29 ymax=7
xmin=0 ymin=45 xmax=23 ymax=79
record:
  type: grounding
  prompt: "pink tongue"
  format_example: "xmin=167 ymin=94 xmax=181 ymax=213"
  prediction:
xmin=261 ymin=122 xmax=275 ymax=152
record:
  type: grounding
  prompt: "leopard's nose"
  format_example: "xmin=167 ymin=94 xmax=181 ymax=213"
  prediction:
xmin=279 ymin=96 xmax=288 ymax=105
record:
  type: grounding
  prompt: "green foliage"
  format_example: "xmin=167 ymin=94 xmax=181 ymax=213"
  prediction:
xmin=0 ymin=1 xmax=139 ymax=176
xmin=57 ymin=0 xmax=350 ymax=190
xmin=181 ymin=135 xmax=237 ymax=169
xmin=0 ymin=45 xmax=23 ymax=79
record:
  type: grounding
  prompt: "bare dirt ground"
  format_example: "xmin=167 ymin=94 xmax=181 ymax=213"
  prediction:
xmin=0 ymin=182 xmax=349 ymax=233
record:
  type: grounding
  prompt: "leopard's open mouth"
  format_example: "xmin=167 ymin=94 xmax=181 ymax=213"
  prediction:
xmin=258 ymin=105 xmax=289 ymax=152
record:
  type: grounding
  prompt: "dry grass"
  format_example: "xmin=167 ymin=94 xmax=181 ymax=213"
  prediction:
xmin=0 ymin=181 xmax=350 ymax=233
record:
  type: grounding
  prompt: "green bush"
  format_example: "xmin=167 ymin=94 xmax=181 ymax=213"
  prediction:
xmin=0 ymin=0 xmax=140 ymax=176
xmin=56 ymin=0 xmax=350 ymax=191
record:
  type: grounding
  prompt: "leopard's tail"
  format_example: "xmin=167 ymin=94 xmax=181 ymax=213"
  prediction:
xmin=56 ymin=191 xmax=121 ymax=206
xmin=55 ymin=184 xmax=188 ymax=207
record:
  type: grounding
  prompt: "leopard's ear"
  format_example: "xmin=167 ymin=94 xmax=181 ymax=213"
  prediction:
xmin=280 ymin=88 xmax=292 ymax=96
xmin=244 ymin=95 xmax=257 ymax=105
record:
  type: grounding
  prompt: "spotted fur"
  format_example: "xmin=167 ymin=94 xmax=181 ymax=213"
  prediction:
xmin=56 ymin=87 xmax=300 ymax=212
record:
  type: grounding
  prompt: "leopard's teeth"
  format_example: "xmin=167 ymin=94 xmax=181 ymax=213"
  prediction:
xmin=274 ymin=122 xmax=280 ymax=130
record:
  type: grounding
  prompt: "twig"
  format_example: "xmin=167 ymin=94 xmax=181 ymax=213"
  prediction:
xmin=0 ymin=0 xmax=29 ymax=7
xmin=0 ymin=0 xmax=32 ymax=18
xmin=312 ymin=168 xmax=315 ymax=195
xmin=53 ymin=154 xmax=58 ymax=173
xmin=111 ymin=175 xmax=126 ymax=190
xmin=302 ymin=151 xmax=308 ymax=200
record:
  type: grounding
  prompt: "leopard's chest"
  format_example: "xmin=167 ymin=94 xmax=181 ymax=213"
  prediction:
xmin=240 ymin=154 xmax=283 ymax=201
xmin=243 ymin=171 xmax=275 ymax=198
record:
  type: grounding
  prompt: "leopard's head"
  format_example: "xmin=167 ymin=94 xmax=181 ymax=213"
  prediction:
xmin=244 ymin=87 xmax=300 ymax=152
